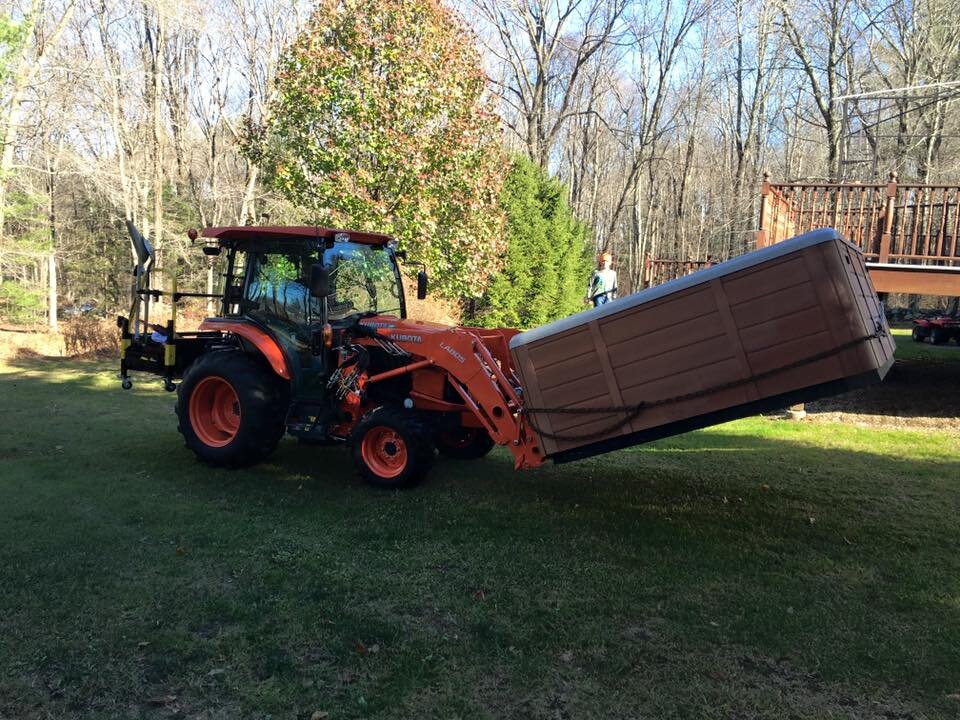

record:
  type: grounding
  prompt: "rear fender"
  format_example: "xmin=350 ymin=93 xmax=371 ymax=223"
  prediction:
xmin=199 ymin=319 xmax=291 ymax=380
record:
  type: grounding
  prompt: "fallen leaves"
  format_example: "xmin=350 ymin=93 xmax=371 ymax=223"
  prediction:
xmin=355 ymin=641 xmax=380 ymax=656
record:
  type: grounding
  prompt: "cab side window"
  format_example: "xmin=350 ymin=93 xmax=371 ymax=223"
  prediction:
xmin=246 ymin=254 xmax=318 ymax=325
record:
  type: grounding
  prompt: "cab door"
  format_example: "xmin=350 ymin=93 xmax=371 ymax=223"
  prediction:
xmin=243 ymin=252 xmax=328 ymax=399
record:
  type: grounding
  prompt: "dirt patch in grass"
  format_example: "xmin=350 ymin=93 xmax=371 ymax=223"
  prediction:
xmin=721 ymin=652 xmax=926 ymax=720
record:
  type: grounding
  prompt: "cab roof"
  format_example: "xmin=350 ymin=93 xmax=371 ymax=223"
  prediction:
xmin=200 ymin=225 xmax=394 ymax=249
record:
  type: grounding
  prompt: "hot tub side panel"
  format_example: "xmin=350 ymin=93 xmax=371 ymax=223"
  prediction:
xmin=512 ymin=237 xmax=893 ymax=461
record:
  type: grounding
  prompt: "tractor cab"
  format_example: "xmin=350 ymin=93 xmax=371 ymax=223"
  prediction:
xmin=243 ymin=233 xmax=403 ymax=330
xmin=205 ymin=226 xmax=407 ymax=319
xmin=223 ymin=228 xmax=418 ymax=400
xmin=117 ymin=224 xmax=423 ymax=393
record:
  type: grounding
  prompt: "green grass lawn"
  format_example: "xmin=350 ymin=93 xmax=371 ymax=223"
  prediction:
xmin=1 ymin=356 xmax=959 ymax=719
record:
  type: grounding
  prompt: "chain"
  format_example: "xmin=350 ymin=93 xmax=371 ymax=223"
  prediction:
xmin=522 ymin=326 xmax=886 ymax=442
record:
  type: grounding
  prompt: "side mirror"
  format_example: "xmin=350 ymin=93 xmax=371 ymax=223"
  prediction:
xmin=416 ymin=269 xmax=428 ymax=300
xmin=310 ymin=264 xmax=331 ymax=298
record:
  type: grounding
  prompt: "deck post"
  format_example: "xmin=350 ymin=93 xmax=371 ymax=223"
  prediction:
xmin=786 ymin=403 xmax=806 ymax=421
xmin=879 ymin=171 xmax=897 ymax=263
xmin=757 ymin=172 xmax=771 ymax=249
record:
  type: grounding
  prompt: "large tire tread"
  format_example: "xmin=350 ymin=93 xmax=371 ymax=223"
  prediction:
xmin=176 ymin=351 xmax=288 ymax=467
xmin=350 ymin=406 xmax=434 ymax=489
xmin=435 ymin=427 xmax=495 ymax=460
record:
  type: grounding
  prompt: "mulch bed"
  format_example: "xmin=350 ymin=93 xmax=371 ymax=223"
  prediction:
xmin=805 ymin=358 xmax=960 ymax=432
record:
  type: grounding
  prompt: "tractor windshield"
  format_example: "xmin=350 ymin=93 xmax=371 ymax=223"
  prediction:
xmin=243 ymin=241 xmax=403 ymax=328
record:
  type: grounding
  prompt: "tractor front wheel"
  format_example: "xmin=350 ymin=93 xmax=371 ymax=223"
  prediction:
xmin=435 ymin=426 xmax=495 ymax=460
xmin=350 ymin=407 xmax=434 ymax=489
xmin=912 ymin=326 xmax=926 ymax=343
xmin=176 ymin=351 xmax=288 ymax=467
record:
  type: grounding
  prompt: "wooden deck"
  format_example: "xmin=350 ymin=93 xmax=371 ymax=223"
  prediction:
xmin=641 ymin=257 xmax=713 ymax=288
xmin=757 ymin=173 xmax=960 ymax=296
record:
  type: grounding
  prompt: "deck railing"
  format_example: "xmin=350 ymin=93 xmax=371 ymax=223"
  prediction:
xmin=757 ymin=172 xmax=960 ymax=266
xmin=641 ymin=256 xmax=713 ymax=288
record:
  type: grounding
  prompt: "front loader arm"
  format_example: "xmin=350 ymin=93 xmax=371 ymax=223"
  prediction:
xmin=359 ymin=326 xmax=546 ymax=469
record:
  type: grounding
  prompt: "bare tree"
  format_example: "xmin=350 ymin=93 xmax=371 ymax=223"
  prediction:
xmin=777 ymin=0 xmax=861 ymax=179
xmin=0 ymin=0 xmax=75 ymax=242
xmin=469 ymin=0 xmax=629 ymax=168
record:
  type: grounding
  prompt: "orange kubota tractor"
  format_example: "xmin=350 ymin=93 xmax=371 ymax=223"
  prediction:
xmin=119 ymin=223 xmax=544 ymax=487
xmin=119 ymin=223 xmax=894 ymax=488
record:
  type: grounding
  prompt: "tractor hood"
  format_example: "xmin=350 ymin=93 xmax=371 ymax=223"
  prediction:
xmin=361 ymin=316 xmax=521 ymax=376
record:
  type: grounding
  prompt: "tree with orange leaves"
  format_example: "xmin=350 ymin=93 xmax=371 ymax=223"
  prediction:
xmin=251 ymin=0 xmax=506 ymax=298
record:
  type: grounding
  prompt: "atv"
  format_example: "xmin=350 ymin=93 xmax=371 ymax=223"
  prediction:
xmin=911 ymin=315 xmax=960 ymax=345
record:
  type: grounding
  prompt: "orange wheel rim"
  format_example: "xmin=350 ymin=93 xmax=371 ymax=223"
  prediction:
xmin=189 ymin=376 xmax=241 ymax=447
xmin=361 ymin=426 xmax=408 ymax=479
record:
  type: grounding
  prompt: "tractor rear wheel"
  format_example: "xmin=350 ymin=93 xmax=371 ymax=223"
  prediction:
xmin=350 ymin=407 xmax=434 ymax=489
xmin=176 ymin=351 xmax=288 ymax=467
xmin=435 ymin=427 xmax=495 ymax=460
xmin=931 ymin=327 xmax=948 ymax=345
xmin=912 ymin=326 xmax=926 ymax=343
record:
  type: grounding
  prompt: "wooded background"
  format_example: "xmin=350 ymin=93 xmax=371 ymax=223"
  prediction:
xmin=0 ymin=0 xmax=958 ymax=326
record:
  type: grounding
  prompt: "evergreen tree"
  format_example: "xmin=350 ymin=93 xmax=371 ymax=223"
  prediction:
xmin=473 ymin=157 xmax=592 ymax=329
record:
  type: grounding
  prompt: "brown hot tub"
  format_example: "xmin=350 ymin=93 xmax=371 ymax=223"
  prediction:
xmin=509 ymin=228 xmax=895 ymax=463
